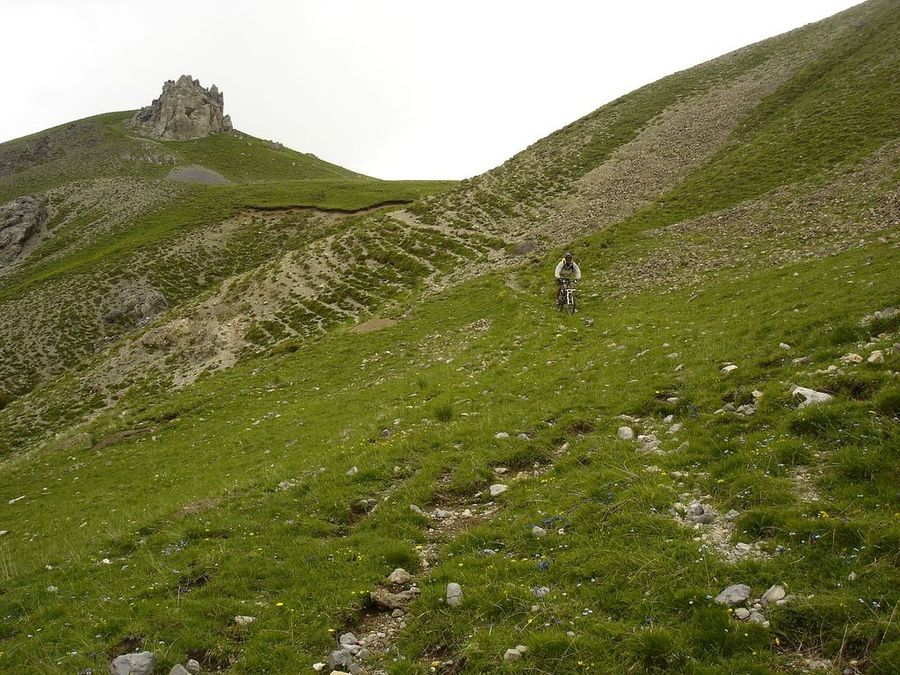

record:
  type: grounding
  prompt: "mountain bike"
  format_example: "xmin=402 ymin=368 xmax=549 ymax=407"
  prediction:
xmin=557 ymin=279 xmax=576 ymax=314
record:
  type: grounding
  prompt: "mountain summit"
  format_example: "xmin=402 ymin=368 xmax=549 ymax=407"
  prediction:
xmin=130 ymin=74 xmax=233 ymax=140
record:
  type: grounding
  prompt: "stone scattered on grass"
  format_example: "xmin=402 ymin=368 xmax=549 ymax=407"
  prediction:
xmin=685 ymin=501 xmax=718 ymax=524
xmin=169 ymin=666 xmax=191 ymax=675
xmin=109 ymin=652 xmax=155 ymax=675
xmin=446 ymin=582 xmax=463 ymax=607
xmin=841 ymin=353 xmax=863 ymax=364
xmin=532 ymin=525 xmax=547 ymax=538
xmin=489 ymin=484 xmax=508 ymax=497
xmin=504 ymin=647 xmax=525 ymax=662
xmin=637 ymin=434 xmax=660 ymax=452
xmin=495 ymin=432 xmax=509 ymax=439
xmin=185 ymin=660 xmax=200 ymax=675
xmin=234 ymin=615 xmax=256 ymax=626
xmin=345 ymin=466 xmax=358 ymax=476
xmin=867 ymin=350 xmax=884 ymax=364
xmin=532 ymin=586 xmax=550 ymax=598
xmin=388 ymin=568 xmax=411 ymax=585
xmin=409 ymin=504 xmax=425 ymax=517
xmin=339 ymin=632 xmax=358 ymax=646
xmin=371 ymin=586 xmax=419 ymax=610
xmin=328 ymin=648 xmax=353 ymax=671
xmin=761 ymin=584 xmax=786 ymax=606
xmin=779 ymin=343 xmax=792 ymax=350
xmin=715 ymin=584 xmax=751 ymax=607
xmin=617 ymin=426 xmax=634 ymax=440
xmin=791 ymin=386 xmax=834 ymax=408
xmin=722 ymin=364 xmax=738 ymax=374
xmin=517 ymin=433 xmax=529 ymax=440
xmin=747 ymin=611 xmax=768 ymax=625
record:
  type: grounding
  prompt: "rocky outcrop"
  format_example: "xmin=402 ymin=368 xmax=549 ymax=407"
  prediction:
xmin=102 ymin=281 xmax=168 ymax=326
xmin=130 ymin=75 xmax=233 ymax=140
xmin=0 ymin=195 xmax=51 ymax=265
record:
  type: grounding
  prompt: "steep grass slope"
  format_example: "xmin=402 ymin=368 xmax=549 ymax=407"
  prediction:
xmin=0 ymin=108 xmax=453 ymax=403
xmin=0 ymin=1 xmax=898 ymax=673
xmin=0 ymin=204 xmax=896 ymax=674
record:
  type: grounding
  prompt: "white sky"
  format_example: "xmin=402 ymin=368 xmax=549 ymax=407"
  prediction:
xmin=1 ymin=0 xmax=861 ymax=180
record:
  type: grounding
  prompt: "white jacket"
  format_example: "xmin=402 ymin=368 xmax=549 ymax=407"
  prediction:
xmin=554 ymin=258 xmax=581 ymax=280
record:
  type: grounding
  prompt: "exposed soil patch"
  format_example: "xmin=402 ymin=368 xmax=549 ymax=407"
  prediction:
xmin=352 ymin=318 xmax=397 ymax=334
xmin=167 ymin=165 xmax=230 ymax=184
xmin=93 ymin=428 xmax=149 ymax=450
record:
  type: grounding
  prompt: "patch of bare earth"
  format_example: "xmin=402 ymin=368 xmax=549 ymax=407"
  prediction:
xmin=352 ymin=318 xmax=397 ymax=334
xmin=550 ymin=56 xmax=811 ymax=244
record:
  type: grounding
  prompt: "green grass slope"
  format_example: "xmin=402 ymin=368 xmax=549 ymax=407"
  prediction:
xmin=1 ymin=2 xmax=898 ymax=672
xmin=0 ymin=111 xmax=364 ymax=202
xmin=0 ymin=102 xmax=453 ymax=402
xmin=0 ymin=220 xmax=896 ymax=674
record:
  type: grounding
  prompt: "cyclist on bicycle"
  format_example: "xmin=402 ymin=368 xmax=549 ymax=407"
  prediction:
xmin=555 ymin=252 xmax=581 ymax=307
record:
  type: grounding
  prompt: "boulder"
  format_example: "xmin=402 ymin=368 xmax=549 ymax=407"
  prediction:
xmin=109 ymin=651 xmax=155 ymax=675
xmin=169 ymin=666 xmax=191 ymax=675
xmin=131 ymin=75 xmax=233 ymax=140
xmin=489 ymin=484 xmax=508 ymax=497
xmin=617 ymin=426 xmax=634 ymax=440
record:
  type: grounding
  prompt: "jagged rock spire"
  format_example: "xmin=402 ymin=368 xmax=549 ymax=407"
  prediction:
xmin=130 ymin=75 xmax=233 ymax=140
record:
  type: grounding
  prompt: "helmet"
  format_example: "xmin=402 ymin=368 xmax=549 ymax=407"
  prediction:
xmin=564 ymin=252 xmax=573 ymax=260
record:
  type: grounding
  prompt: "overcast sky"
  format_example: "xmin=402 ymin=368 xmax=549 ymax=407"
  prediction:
xmin=2 ymin=0 xmax=861 ymax=180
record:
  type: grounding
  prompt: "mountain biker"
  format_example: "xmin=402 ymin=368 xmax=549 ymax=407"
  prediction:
xmin=555 ymin=252 xmax=581 ymax=306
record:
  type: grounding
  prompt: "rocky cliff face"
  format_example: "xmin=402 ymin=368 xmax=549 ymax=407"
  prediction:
xmin=130 ymin=75 xmax=233 ymax=141
xmin=0 ymin=195 xmax=50 ymax=265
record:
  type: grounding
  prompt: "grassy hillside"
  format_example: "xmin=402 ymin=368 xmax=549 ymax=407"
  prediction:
xmin=0 ymin=102 xmax=454 ymax=403
xmin=0 ymin=111 xmax=364 ymax=202
xmin=1 ymin=1 xmax=898 ymax=673
xmin=0 ymin=217 xmax=896 ymax=674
